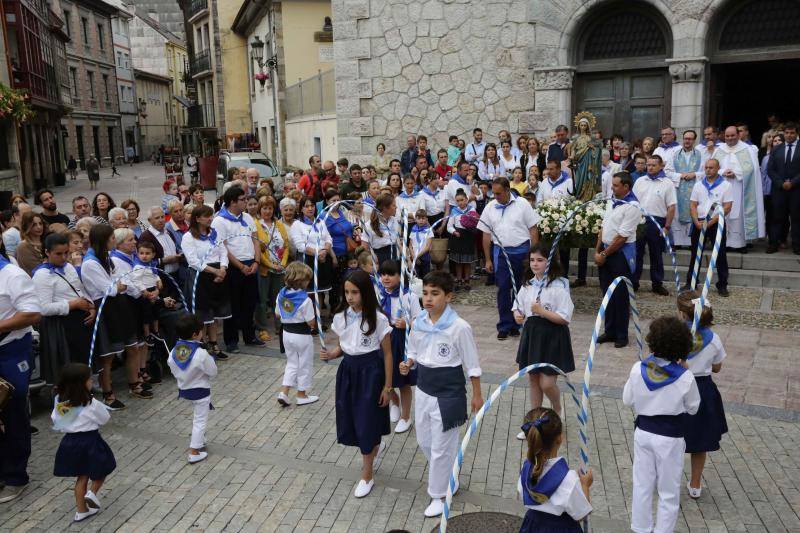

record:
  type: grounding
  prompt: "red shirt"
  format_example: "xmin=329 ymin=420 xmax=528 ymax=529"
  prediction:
xmin=434 ymin=164 xmax=452 ymax=179
xmin=297 ymin=171 xmax=321 ymax=200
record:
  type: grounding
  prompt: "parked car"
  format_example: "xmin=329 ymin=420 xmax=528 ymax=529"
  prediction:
xmin=216 ymin=151 xmax=281 ymax=197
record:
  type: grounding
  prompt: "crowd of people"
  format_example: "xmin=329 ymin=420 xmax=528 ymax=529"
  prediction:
xmin=0 ymin=115 xmax=777 ymax=530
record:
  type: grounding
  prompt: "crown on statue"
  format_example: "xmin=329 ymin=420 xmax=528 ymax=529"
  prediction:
xmin=573 ymin=111 xmax=597 ymax=129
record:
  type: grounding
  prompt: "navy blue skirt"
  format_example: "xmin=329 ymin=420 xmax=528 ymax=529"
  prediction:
xmin=520 ymin=509 xmax=583 ymax=533
xmin=516 ymin=316 xmax=575 ymax=376
xmin=336 ymin=351 xmax=390 ymax=454
xmin=389 ymin=327 xmax=416 ymax=388
xmin=684 ymin=375 xmax=728 ymax=453
xmin=54 ymin=430 xmax=116 ymax=480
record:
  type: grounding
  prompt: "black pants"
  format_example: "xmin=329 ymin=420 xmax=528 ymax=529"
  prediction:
xmin=769 ymin=187 xmax=800 ymax=249
xmin=223 ymin=260 xmax=258 ymax=346
xmin=598 ymin=251 xmax=631 ymax=341
xmin=687 ymin=223 xmax=728 ymax=290
xmin=634 ymin=216 xmax=665 ymax=288
xmin=560 ymin=248 xmax=588 ymax=280
xmin=0 ymin=335 xmax=32 ymax=486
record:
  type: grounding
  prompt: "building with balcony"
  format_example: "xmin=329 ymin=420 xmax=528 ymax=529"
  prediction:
xmin=2 ymin=0 xmax=71 ymax=193
xmin=178 ymin=0 xmax=251 ymax=156
xmin=125 ymin=0 xmax=184 ymax=40
xmin=133 ymin=68 xmax=173 ymax=158
xmin=60 ymin=0 xmax=123 ymax=170
xmin=232 ymin=0 xmax=334 ymax=168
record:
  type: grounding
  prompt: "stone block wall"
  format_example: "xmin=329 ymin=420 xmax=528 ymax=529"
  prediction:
xmin=333 ymin=0 xmax=535 ymax=164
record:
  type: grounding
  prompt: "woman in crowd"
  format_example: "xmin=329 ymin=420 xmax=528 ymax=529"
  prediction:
xmin=641 ymin=137 xmax=655 ymax=159
xmin=478 ymin=142 xmax=504 ymax=180
xmin=92 ymin=193 xmax=115 ymax=224
xmin=75 ymin=218 xmax=96 ymax=253
xmin=521 ymin=137 xmax=546 ymax=178
xmin=15 ymin=211 xmax=46 ymax=276
xmin=10 ymin=194 xmax=27 ymax=208
xmin=364 ymin=193 xmax=400 ymax=267
xmin=254 ymin=196 xmax=290 ymax=340
xmin=245 ymin=196 xmax=259 ymax=219
xmin=289 ymin=196 xmax=334 ymax=313
xmin=108 ymin=207 xmax=129 ymax=230
xmin=387 ymin=173 xmax=402 ymax=197
xmin=500 ymin=140 xmax=519 ymax=174
xmin=121 ymin=199 xmax=148 ymax=238
xmin=187 ymin=184 xmax=205 ymax=212
xmin=66 ymin=229 xmax=86 ymax=272
xmin=323 ymin=189 xmax=355 ymax=310
xmin=619 ymin=142 xmax=634 ymax=173
xmin=373 ymin=143 xmax=391 ymax=182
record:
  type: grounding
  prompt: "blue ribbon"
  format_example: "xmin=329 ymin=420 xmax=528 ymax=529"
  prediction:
xmin=702 ymin=176 xmax=723 ymax=193
xmin=32 ymin=262 xmax=65 ymax=275
xmin=520 ymin=457 xmax=570 ymax=506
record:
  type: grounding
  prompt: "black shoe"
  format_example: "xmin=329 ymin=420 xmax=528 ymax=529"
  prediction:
xmin=739 ymin=247 xmax=748 ymax=254
xmin=652 ymin=284 xmax=669 ymax=296
xmin=766 ymin=245 xmax=779 ymax=254
xmin=632 ymin=284 xmax=640 ymax=292
xmin=214 ymin=351 xmax=229 ymax=360
xmin=570 ymin=279 xmax=586 ymax=288
xmin=614 ymin=338 xmax=629 ymax=348
xmin=497 ymin=331 xmax=509 ymax=340
xmin=509 ymin=329 xmax=520 ymax=337
xmin=717 ymin=287 xmax=730 ymax=297
xmin=794 ymin=249 xmax=800 ymax=256
xmin=596 ymin=333 xmax=613 ymax=344
xmin=244 ymin=338 xmax=266 ymax=347
xmin=485 ymin=279 xmax=495 ymax=287
xmin=30 ymin=425 xmax=39 ymax=435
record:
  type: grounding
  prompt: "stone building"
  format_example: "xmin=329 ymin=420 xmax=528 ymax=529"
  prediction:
xmin=333 ymin=0 xmax=800 ymax=163
xmin=60 ymin=0 xmax=124 ymax=169
xmin=134 ymin=68 xmax=174 ymax=156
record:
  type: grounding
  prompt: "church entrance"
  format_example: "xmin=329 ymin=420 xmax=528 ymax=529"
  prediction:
xmin=571 ymin=2 xmax=672 ymax=142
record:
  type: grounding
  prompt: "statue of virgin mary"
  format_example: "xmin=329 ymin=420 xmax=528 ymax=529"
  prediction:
xmin=566 ymin=111 xmax=603 ymax=202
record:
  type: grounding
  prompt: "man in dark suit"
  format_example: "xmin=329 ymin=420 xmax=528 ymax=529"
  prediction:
xmin=546 ymin=125 xmax=569 ymax=164
xmin=767 ymin=122 xmax=800 ymax=254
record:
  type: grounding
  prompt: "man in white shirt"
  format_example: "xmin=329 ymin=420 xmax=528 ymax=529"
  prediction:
xmin=211 ymin=185 xmax=261 ymax=352
xmin=595 ymin=171 xmax=641 ymax=348
xmin=632 ymin=155 xmax=676 ymax=296
xmin=652 ymin=127 xmax=681 ymax=168
xmin=464 ymin=128 xmax=486 ymax=163
xmin=685 ymin=158 xmax=733 ymax=296
xmin=479 ymin=177 xmax=540 ymax=340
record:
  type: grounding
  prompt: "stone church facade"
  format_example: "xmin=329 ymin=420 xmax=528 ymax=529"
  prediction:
xmin=332 ymin=0 xmax=800 ymax=163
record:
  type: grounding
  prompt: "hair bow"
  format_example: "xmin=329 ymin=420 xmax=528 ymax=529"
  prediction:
xmin=520 ymin=415 xmax=550 ymax=435
xmin=691 ymin=297 xmax=711 ymax=309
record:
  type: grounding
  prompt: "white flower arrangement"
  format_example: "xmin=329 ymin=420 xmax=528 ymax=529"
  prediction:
xmin=535 ymin=197 xmax=609 ymax=248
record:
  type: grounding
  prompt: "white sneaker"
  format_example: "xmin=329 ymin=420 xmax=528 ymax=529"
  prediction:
xmin=85 ymin=490 xmax=100 ymax=509
xmin=353 ymin=479 xmax=374 ymax=498
xmin=424 ymin=498 xmax=444 ymax=517
xmin=74 ymin=507 xmax=99 ymax=522
xmin=686 ymin=482 xmax=702 ymax=499
xmin=390 ymin=403 xmax=401 ymax=423
xmin=516 ymin=431 xmax=526 ymax=441
xmin=394 ymin=418 xmax=412 ymax=434
xmin=188 ymin=451 xmax=208 ymax=464
xmin=296 ymin=395 xmax=319 ymax=405
xmin=277 ymin=392 xmax=291 ymax=407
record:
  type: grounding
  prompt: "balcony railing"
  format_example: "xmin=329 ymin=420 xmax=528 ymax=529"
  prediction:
xmin=284 ymin=70 xmax=334 ymax=120
xmin=189 ymin=50 xmax=211 ymax=77
xmin=187 ymin=103 xmax=214 ymax=128
xmin=187 ymin=0 xmax=208 ymax=20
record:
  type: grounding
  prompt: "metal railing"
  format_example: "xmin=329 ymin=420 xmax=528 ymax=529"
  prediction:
xmin=285 ymin=69 xmax=334 ymax=119
xmin=187 ymin=0 xmax=208 ymax=20
xmin=188 ymin=103 xmax=214 ymax=128
xmin=190 ymin=50 xmax=211 ymax=77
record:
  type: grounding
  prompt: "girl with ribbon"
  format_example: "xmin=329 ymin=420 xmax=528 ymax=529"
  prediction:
xmin=365 ymin=193 xmax=401 ymax=268
xmin=51 ymin=363 xmax=116 ymax=522
xmin=166 ymin=315 xmax=217 ymax=464
xmin=517 ymin=407 xmax=592 ymax=533
xmin=181 ymin=205 xmax=230 ymax=361
xmin=677 ymin=292 xmax=727 ymax=500
xmin=622 ymin=316 xmax=700 ymax=533
xmin=396 ymin=175 xmax=425 ymax=224
xmin=289 ymin=197 xmax=334 ymax=314
xmin=513 ymin=245 xmax=575 ymax=440
xmin=446 ymin=189 xmax=479 ymax=291
xmin=275 ymin=262 xmax=318 ymax=407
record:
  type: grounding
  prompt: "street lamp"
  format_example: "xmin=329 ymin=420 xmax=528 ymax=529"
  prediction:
xmin=250 ymin=36 xmax=265 ymax=68
xmin=138 ymin=97 xmax=147 ymax=119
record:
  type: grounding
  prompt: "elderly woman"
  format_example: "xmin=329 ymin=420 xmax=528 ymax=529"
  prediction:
xmin=121 ymin=199 xmax=148 ymax=238
xmin=15 ymin=211 xmax=46 ymax=276
xmin=279 ymin=196 xmax=298 ymax=259
xmin=254 ymin=196 xmax=289 ymax=340
xmin=108 ymin=206 xmax=129 ymax=230
xmin=75 ymin=217 xmax=96 ymax=253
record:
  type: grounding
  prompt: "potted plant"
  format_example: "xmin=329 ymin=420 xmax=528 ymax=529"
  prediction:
xmin=254 ymin=72 xmax=269 ymax=87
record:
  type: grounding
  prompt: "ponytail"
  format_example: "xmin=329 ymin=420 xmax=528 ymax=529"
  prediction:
xmin=523 ymin=407 xmax=562 ymax=485
xmin=370 ymin=193 xmax=395 ymax=238
xmin=370 ymin=208 xmax=382 ymax=237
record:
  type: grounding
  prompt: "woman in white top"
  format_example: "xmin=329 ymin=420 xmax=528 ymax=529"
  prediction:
xmin=181 ymin=204 xmax=231 ymax=358
xmin=499 ymin=140 xmax=519 ymax=176
xmin=33 ymin=233 xmax=95 ymax=386
xmin=289 ymin=196 xmax=334 ymax=293
xmin=396 ymin=174 xmax=425 ymax=223
xmin=478 ymin=143 xmax=505 ymax=181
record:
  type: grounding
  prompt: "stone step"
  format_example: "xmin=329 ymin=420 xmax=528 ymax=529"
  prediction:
xmin=651 ymin=248 xmax=800 ymax=272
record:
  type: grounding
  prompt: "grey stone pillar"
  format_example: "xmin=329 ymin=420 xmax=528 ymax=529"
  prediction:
xmin=519 ymin=66 xmax=575 ymax=136
xmin=666 ymin=57 xmax=707 ymax=135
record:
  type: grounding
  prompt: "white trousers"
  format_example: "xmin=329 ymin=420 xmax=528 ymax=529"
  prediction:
xmin=282 ymin=331 xmax=314 ymax=391
xmin=671 ymin=219 xmax=692 ymax=247
xmin=631 ymin=428 xmax=685 ymax=533
xmin=415 ymin=388 xmax=460 ymax=499
xmin=190 ymin=397 xmax=211 ymax=450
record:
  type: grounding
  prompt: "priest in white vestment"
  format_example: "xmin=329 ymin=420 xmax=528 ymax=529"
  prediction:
xmin=666 ymin=130 xmax=704 ymax=247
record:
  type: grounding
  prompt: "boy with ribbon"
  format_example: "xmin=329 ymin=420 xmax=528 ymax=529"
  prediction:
xmin=167 ymin=314 xmax=218 ymax=464
xmin=398 ymin=271 xmax=483 ymax=518
xmin=623 ymin=316 xmax=700 ymax=533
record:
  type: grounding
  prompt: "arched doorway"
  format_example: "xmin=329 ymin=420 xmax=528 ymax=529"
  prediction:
xmin=708 ymin=0 xmax=800 ymax=144
xmin=573 ymin=2 xmax=672 ymax=141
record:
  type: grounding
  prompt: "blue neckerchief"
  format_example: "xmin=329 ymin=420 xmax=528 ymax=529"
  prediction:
xmin=744 ymin=139 xmax=753 ymax=146
xmin=51 ymin=395 xmax=86 ymax=432
xmin=450 ymin=205 xmax=468 ymax=217
xmin=422 ymin=187 xmax=439 ymax=198
xmin=134 ymin=256 xmax=158 ymax=274
xmin=640 ymin=355 xmax=687 ymax=391
xmin=198 ymin=228 xmax=218 ymax=243
xmin=32 ymin=262 xmax=65 ymax=275
xmin=702 ymin=176 xmax=723 ymax=193
xmin=83 ymin=248 xmax=100 ymax=264
xmin=493 ymin=197 xmax=515 ymax=216
xmin=399 ymin=190 xmax=418 ymax=199
xmin=631 ymin=171 xmax=646 ymax=183
xmin=548 ymin=171 xmax=569 ymax=189
xmin=217 ymin=206 xmax=248 ymax=227
xmin=412 ymin=305 xmax=458 ymax=342
xmin=170 ymin=340 xmax=202 ymax=371
xmin=612 ymin=191 xmax=638 ymax=208
xmin=659 ymin=141 xmax=679 ymax=150
xmin=110 ymin=250 xmax=134 ymax=267
xmin=647 ymin=170 xmax=667 ymax=181
xmin=411 ymin=223 xmax=430 ymax=234
xmin=363 ymin=197 xmax=376 ymax=207
xmin=302 ymin=215 xmax=314 ymax=225
xmin=0 ymin=255 xmax=9 ymax=270
xmin=379 ymin=284 xmax=407 ymax=319
xmin=520 ymin=457 xmax=570 ymax=506
xmin=687 ymin=322 xmax=714 ymax=360
xmin=528 ymin=275 xmax=547 ymax=290
xmin=277 ymin=288 xmax=308 ymax=319
xmin=452 ymin=173 xmax=466 ymax=185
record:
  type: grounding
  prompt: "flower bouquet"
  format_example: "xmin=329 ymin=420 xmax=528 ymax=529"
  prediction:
xmin=0 ymin=83 xmax=34 ymax=123
xmin=537 ymin=197 xmax=644 ymax=250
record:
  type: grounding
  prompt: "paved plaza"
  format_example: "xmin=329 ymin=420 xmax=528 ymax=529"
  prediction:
xmin=1 ymin=165 xmax=797 ymax=532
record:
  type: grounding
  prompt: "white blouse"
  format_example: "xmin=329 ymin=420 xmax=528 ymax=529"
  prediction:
xmin=364 ymin=215 xmax=400 ymax=250
xmin=80 ymin=259 xmax=119 ymax=301
xmin=332 ymin=308 xmax=392 ymax=355
xmin=517 ymin=457 xmax=592 ymax=521
xmin=181 ymin=232 xmax=229 ymax=271
xmin=513 ymin=277 xmax=574 ymax=323
xmin=110 ymin=254 xmax=142 ymax=298
xmin=686 ymin=330 xmax=726 ymax=377
xmin=32 ymin=263 xmax=86 ymax=316
xmin=51 ymin=397 xmax=110 ymax=433
xmin=289 ymin=219 xmax=333 ymax=254
xmin=478 ymin=159 xmax=507 ymax=181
